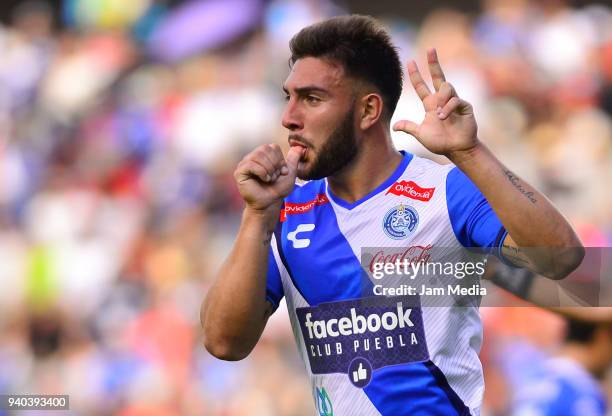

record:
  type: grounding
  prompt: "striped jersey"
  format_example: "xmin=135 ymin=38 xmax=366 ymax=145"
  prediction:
xmin=265 ymin=151 xmax=507 ymax=415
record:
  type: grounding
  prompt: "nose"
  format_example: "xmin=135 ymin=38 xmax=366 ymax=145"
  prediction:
xmin=281 ymin=99 xmax=303 ymax=131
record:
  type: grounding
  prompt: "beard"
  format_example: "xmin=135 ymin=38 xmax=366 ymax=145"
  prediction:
xmin=298 ymin=108 xmax=358 ymax=180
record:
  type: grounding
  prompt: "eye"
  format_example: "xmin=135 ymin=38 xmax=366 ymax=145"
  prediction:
xmin=305 ymin=95 xmax=321 ymax=104
xmin=284 ymin=94 xmax=290 ymax=101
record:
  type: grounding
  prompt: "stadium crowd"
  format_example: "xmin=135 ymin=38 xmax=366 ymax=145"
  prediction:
xmin=0 ymin=0 xmax=610 ymax=414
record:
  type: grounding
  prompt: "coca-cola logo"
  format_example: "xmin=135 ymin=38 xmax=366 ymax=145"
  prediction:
xmin=368 ymin=245 xmax=433 ymax=273
xmin=386 ymin=181 xmax=435 ymax=202
xmin=280 ymin=194 xmax=329 ymax=222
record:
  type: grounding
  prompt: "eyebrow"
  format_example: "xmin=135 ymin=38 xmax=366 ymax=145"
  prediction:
xmin=282 ymin=85 xmax=331 ymax=96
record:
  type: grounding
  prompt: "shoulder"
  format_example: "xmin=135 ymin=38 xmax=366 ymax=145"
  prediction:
xmin=406 ymin=155 xmax=456 ymax=193
xmin=279 ymin=179 xmax=329 ymax=224
xmin=445 ymin=164 xmax=481 ymax=196
xmin=408 ymin=154 xmax=454 ymax=177
xmin=286 ymin=178 xmax=326 ymax=203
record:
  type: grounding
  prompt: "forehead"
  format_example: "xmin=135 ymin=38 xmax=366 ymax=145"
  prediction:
xmin=284 ymin=57 xmax=349 ymax=92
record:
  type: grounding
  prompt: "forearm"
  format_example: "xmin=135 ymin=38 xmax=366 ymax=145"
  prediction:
xmin=485 ymin=259 xmax=558 ymax=306
xmin=449 ymin=142 xmax=584 ymax=276
xmin=201 ymin=207 xmax=279 ymax=360
xmin=484 ymin=260 xmax=591 ymax=307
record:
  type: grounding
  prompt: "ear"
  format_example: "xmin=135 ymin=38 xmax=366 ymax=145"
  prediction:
xmin=358 ymin=93 xmax=383 ymax=130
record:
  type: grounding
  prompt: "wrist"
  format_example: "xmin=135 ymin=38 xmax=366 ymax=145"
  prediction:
xmin=446 ymin=140 xmax=486 ymax=167
xmin=243 ymin=203 xmax=281 ymax=231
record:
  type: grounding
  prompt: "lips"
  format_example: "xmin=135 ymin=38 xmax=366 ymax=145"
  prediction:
xmin=288 ymin=138 xmax=309 ymax=161
xmin=288 ymin=139 xmax=308 ymax=149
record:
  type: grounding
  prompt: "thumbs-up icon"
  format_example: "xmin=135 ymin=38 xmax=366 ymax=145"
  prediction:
xmin=348 ymin=357 xmax=372 ymax=388
xmin=352 ymin=363 xmax=367 ymax=383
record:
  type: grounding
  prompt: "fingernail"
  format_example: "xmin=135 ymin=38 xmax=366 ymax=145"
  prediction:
xmin=281 ymin=166 xmax=288 ymax=174
xmin=438 ymin=112 xmax=445 ymax=119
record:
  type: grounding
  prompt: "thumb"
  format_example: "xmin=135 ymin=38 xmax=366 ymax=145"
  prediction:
xmin=285 ymin=146 xmax=304 ymax=176
xmin=393 ymin=120 xmax=419 ymax=137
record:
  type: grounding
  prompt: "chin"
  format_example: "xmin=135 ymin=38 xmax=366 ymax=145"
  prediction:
xmin=296 ymin=171 xmax=311 ymax=181
xmin=296 ymin=162 xmax=311 ymax=180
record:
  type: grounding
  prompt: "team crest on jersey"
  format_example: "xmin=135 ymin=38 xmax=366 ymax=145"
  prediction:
xmin=382 ymin=204 xmax=419 ymax=240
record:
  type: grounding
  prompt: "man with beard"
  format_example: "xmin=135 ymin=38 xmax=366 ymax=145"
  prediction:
xmin=201 ymin=15 xmax=584 ymax=415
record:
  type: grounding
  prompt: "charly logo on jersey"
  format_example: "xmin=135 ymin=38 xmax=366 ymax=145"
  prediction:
xmin=287 ymin=223 xmax=315 ymax=248
xmin=296 ymin=296 xmax=429 ymax=389
xmin=382 ymin=204 xmax=419 ymax=240
xmin=315 ymin=387 xmax=333 ymax=416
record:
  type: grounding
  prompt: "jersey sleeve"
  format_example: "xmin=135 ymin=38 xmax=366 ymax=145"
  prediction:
xmin=446 ymin=166 xmax=507 ymax=254
xmin=266 ymin=244 xmax=284 ymax=313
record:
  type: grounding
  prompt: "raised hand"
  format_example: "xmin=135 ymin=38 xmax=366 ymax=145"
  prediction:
xmin=234 ymin=144 xmax=304 ymax=213
xmin=393 ymin=49 xmax=479 ymax=157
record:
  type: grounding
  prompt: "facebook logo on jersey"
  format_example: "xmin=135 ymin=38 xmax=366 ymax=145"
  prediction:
xmin=296 ymin=296 xmax=429 ymax=387
xmin=287 ymin=223 xmax=315 ymax=248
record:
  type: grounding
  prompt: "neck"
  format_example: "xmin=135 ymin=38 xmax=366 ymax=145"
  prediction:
xmin=558 ymin=344 xmax=603 ymax=379
xmin=327 ymin=126 xmax=403 ymax=204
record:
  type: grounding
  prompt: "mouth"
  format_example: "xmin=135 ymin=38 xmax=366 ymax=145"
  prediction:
xmin=288 ymin=137 xmax=310 ymax=161
xmin=288 ymin=137 xmax=308 ymax=149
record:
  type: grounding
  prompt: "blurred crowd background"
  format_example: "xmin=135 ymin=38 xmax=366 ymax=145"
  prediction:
xmin=0 ymin=0 xmax=610 ymax=415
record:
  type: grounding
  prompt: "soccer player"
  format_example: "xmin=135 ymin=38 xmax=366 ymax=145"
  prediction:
xmin=201 ymin=15 xmax=584 ymax=415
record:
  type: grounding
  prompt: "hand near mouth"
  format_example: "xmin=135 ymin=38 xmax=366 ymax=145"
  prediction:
xmin=234 ymin=143 xmax=305 ymax=214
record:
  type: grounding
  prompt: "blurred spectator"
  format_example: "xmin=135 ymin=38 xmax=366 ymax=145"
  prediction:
xmin=506 ymin=309 xmax=612 ymax=415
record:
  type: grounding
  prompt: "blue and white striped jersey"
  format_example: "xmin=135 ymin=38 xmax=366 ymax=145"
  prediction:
xmin=266 ymin=151 xmax=507 ymax=415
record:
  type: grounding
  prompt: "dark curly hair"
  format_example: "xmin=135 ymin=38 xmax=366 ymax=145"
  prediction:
xmin=289 ymin=15 xmax=403 ymax=121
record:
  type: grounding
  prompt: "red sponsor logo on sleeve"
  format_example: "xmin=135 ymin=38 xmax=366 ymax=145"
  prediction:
xmin=386 ymin=181 xmax=435 ymax=202
xmin=280 ymin=194 xmax=329 ymax=222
